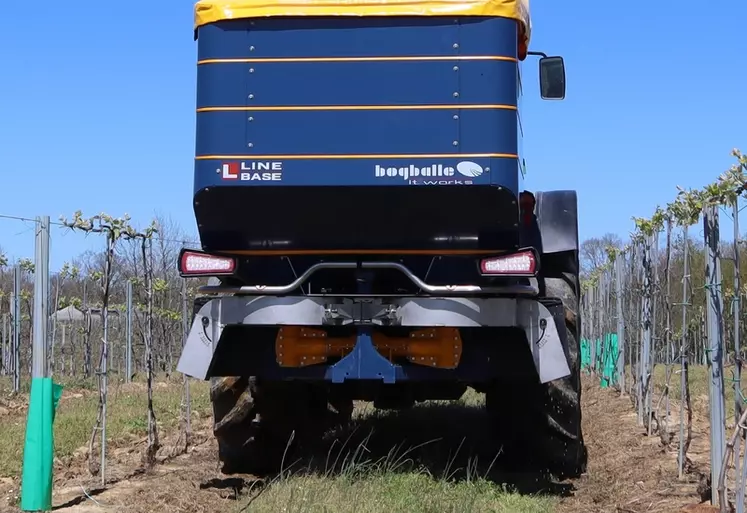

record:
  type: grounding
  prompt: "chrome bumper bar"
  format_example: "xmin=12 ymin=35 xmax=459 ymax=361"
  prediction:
xmin=197 ymin=261 xmax=539 ymax=296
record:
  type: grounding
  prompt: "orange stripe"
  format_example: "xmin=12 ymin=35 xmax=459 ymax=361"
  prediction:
xmin=196 ymin=153 xmax=518 ymax=160
xmin=198 ymin=55 xmax=518 ymax=64
xmin=197 ymin=104 xmax=516 ymax=112
xmin=222 ymin=249 xmax=505 ymax=256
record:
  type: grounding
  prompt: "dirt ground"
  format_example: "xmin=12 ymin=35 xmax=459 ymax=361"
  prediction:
xmin=0 ymin=375 xmax=720 ymax=513
xmin=556 ymin=379 xmax=714 ymax=513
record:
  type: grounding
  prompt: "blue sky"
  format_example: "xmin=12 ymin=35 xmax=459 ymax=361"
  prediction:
xmin=1 ymin=1 xmax=745 ymax=270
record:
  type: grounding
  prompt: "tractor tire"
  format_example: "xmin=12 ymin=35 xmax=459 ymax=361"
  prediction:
xmin=210 ymin=376 xmax=353 ymax=475
xmin=486 ymin=273 xmax=587 ymax=480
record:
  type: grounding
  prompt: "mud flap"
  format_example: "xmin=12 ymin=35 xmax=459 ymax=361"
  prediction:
xmin=176 ymin=299 xmax=223 ymax=380
xmin=517 ymin=299 xmax=571 ymax=383
xmin=176 ymin=296 xmax=328 ymax=379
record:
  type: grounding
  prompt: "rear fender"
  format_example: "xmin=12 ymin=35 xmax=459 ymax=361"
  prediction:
xmin=534 ymin=190 xmax=579 ymax=254
xmin=176 ymin=296 xmax=572 ymax=384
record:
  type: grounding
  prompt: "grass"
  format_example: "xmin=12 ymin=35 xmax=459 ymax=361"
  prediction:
xmin=3 ymin=366 xmax=723 ymax=513
xmin=0 ymin=378 xmax=561 ymax=513
xmin=0 ymin=375 xmax=211 ymax=477
xmin=224 ymin=390 xmax=562 ymax=512
xmin=236 ymin=473 xmax=555 ymax=513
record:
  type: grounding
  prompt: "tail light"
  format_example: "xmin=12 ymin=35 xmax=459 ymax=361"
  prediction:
xmin=479 ymin=249 xmax=538 ymax=276
xmin=179 ymin=249 xmax=236 ymax=277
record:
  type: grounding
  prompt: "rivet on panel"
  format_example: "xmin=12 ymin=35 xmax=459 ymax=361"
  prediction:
xmin=248 ymin=142 xmax=254 ymax=148
xmin=250 ymin=45 xmax=255 ymax=51
xmin=453 ymin=115 xmax=459 ymax=120
xmin=249 ymin=68 xmax=255 ymax=73
xmin=452 ymin=141 xmax=459 ymax=146
xmin=485 ymin=167 xmax=490 ymax=172
xmin=248 ymin=116 xmax=254 ymax=122
xmin=453 ymin=66 xmax=459 ymax=71
xmin=452 ymin=43 xmax=459 ymax=49
xmin=248 ymin=94 xmax=254 ymax=99
xmin=453 ymin=92 xmax=459 ymax=98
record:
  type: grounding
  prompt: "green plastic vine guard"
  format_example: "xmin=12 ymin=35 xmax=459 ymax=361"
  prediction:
xmin=20 ymin=379 xmax=63 ymax=512
xmin=580 ymin=333 xmax=619 ymax=387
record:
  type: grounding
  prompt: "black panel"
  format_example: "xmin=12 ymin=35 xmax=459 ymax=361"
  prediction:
xmin=194 ymin=185 xmax=520 ymax=252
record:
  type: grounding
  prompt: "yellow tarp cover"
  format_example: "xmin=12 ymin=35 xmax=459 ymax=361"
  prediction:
xmin=194 ymin=0 xmax=531 ymax=47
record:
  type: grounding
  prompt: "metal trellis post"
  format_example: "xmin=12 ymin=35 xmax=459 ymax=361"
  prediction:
xmin=12 ymin=265 xmax=21 ymax=393
xmin=733 ymin=199 xmax=743 ymax=507
xmin=616 ymin=255 xmax=626 ymax=393
xmin=32 ymin=216 xmax=50 ymax=379
xmin=678 ymin=224 xmax=690 ymax=479
xmin=639 ymin=239 xmax=652 ymax=427
xmin=181 ymin=278 xmax=191 ymax=436
xmin=703 ymin=204 xmax=726 ymax=505
xmin=126 ymin=281 xmax=133 ymax=383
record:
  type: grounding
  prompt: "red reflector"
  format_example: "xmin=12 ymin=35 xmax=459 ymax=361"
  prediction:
xmin=180 ymin=251 xmax=236 ymax=275
xmin=480 ymin=251 xmax=536 ymax=275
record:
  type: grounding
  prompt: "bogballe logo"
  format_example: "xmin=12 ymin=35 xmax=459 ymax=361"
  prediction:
xmin=456 ymin=161 xmax=484 ymax=178
xmin=374 ymin=161 xmax=484 ymax=185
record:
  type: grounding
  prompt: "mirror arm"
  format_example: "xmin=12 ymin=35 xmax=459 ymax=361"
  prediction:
xmin=526 ymin=51 xmax=548 ymax=58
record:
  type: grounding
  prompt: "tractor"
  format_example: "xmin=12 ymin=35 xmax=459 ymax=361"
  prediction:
xmin=177 ymin=0 xmax=587 ymax=479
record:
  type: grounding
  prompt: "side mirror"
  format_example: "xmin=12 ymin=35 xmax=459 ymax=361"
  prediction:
xmin=539 ymin=56 xmax=566 ymax=100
